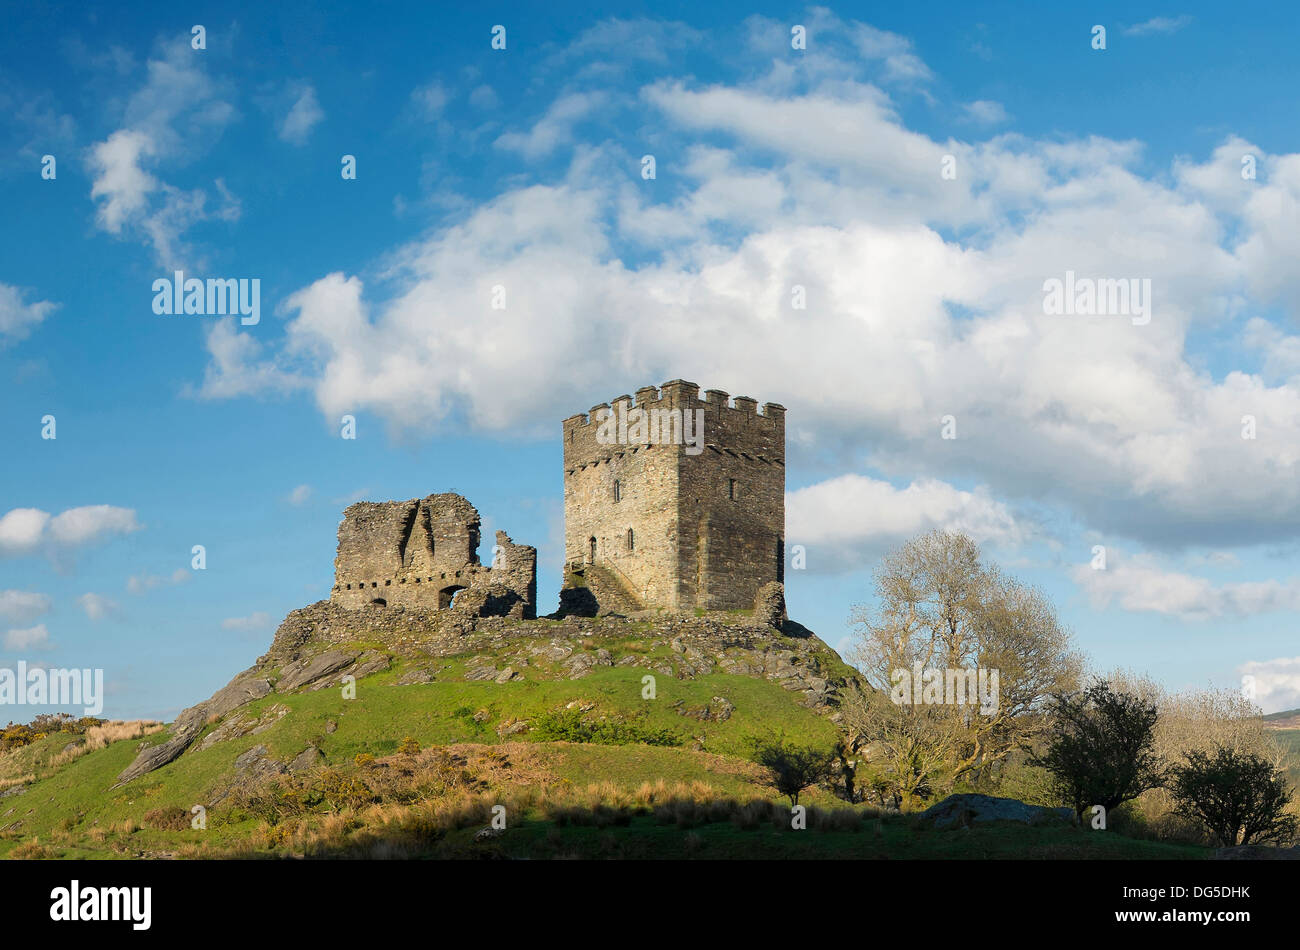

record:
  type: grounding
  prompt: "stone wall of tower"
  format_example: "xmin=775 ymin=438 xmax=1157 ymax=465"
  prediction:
xmin=564 ymin=403 xmax=681 ymax=607
xmin=562 ymin=380 xmax=785 ymax=612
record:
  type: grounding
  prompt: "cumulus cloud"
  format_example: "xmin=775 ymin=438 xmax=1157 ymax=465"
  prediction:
xmin=1239 ymin=656 xmax=1300 ymax=714
xmin=287 ymin=484 xmax=312 ymax=506
xmin=0 ymin=505 xmax=139 ymax=558
xmin=411 ymin=80 xmax=448 ymax=118
xmin=495 ymin=92 xmax=607 ymax=159
xmin=279 ymin=83 xmax=323 ymax=145
xmin=4 ymin=624 xmax=51 ymax=650
xmin=194 ymin=11 xmax=1300 ymax=555
xmin=962 ymin=99 xmax=1010 ymax=125
xmin=1070 ymin=552 xmax=1300 ymax=620
xmin=126 ymin=568 xmax=189 ymax=595
xmin=78 ymin=592 xmax=122 ymax=621
xmin=787 ymin=475 xmax=1031 ymax=571
xmin=87 ymin=40 xmax=237 ymax=267
xmin=0 ymin=590 xmax=52 ymax=624
xmin=0 ymin=282 xmax=57 ymax=346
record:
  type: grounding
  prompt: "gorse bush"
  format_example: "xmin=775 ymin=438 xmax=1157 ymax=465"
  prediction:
xmin=528 ymin=708 xmax=680 ymax=747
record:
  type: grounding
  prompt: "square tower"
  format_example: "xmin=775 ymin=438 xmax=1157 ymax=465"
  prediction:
xmin=563 ymin=380 xmax=786 ymax=611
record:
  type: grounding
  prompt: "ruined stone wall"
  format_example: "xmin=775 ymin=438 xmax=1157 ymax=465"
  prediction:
xmin=562 ymin=380 xmax=785 ymax=611
xmin=331 ymin=493 xmax=536 ymax=618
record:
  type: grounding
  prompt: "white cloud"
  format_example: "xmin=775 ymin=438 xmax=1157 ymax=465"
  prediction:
xmin=86 ymin=41 xmax=237 ymax=267
xmin=787 ymin=475 xmax=1030 ymax=570
xmin=279 ymin=83 xmax=324 ymax=144
xmin=127 ymin=568 xmax=190 ymax=595
xmin=1239 ymin=656 xmax=1300 ymax=714
xmin=194 ymin=14 xmax=1300 ymax=552
xmin=962 ymin=100 xmax=1010 ymax=125
xmin=48 ymin=505 xmax=142 ymax=547
xmin=0 ymin=504 xmax=139 ymax=562
xmin=0 ymin=282 xmax=57 ymax=346
xmin=411 ymin=80 xmax=448 ymax=118
xmin=495 ymin=92 xmax=606 ymax=159
xmin=0 ymin=590 xmax=52 ymax=624
xmin=1071 ymin=552 xmax=1300 ymax=620
xmin=221 ymin=612 xmax=272 ymax=631
xmin=1123 ymin=16 xmax=1193 ymax=37
xmin=0 ymin=509 xmax=51 ymax=555
xmin=4 ymin=624 xmax=51 ymax=650
xmin=287 ymin=484 xmax=312 ymax=506
xmin=78 ymin=592 xmax=121 ymax=621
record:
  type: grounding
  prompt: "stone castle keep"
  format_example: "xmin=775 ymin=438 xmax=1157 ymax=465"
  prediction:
xmin=563 ymin=380 xmax=785 ymax=612
xmin=328 ymin=380 xmax=785 ymax=616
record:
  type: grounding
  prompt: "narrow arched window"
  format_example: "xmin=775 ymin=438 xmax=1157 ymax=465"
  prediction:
xmin=728 ymin=478 xmax=737 ymax=500
xmin=613 ymin=479 xmax=621 ymax=502
xmin=627 ymin=528 xmax=634 ymax=551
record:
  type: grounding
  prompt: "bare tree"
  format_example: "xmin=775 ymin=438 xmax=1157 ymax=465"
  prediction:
xmin=845 ymin=530 xmax=1083 ymax=804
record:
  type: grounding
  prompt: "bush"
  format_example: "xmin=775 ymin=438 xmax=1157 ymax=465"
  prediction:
xmin=748 ymin=733 xmax=837 ymax=807
xmin=529 ymin=708 xmax=680 ymax=746
xmin=1169 ymin=746 xmax=1298 ymax=847
xmin=142 ymin=806 xmax=191 ymax=831
xmin=1032 ymin=680 xmax=1165 ymax=820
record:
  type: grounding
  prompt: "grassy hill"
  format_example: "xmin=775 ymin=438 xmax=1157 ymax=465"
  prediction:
xmin=0 ymin=610 xmax=1216 ymax=860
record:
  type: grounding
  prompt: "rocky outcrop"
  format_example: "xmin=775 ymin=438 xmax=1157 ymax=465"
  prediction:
xmin=919 ymin=794 xmax=1076 ymax=829
xmin=113 ymin=668 xmax=271 ymax=787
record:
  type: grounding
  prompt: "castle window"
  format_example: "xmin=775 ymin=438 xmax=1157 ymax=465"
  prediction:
xmin=627 ymin=528 xmax=634 ymax=551
xmin=590 ymin=536 xmax=597 ymax=562
xmin=728 ymin=478 xmax=737 ymax=500
xmin=613 ymin=479 xmax=621 ymax=502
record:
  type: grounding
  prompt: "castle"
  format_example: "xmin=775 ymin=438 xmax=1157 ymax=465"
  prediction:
xmin=564 ymin=380 xmax=785 ymax=612
xmin=330 ymin=493 xmax=537 ymax=618
xmin=329 ymin=380 xmax=786 ymax=616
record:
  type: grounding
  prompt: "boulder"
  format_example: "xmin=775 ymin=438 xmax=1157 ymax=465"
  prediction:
xmin=919 ymin=793 xmax=1075 ymax=829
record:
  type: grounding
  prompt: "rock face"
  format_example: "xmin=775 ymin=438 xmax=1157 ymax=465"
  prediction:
xmin=112 ymin=668 xmax=271 ymax=787
xmin=920 ymin=794 xmax=1076 ymax=829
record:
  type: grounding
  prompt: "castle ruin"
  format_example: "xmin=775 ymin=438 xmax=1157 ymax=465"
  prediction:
xmin=325 ymin=380 xmax=785 ymax=619
xmin=563 ymin=379 xmax=785 ymax=612
xmin=330 ymin=493 xmax=537 ymax=618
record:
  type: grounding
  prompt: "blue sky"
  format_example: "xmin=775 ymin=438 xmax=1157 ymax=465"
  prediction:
xmin=3 ymin=1 xmax=1300 ymax=721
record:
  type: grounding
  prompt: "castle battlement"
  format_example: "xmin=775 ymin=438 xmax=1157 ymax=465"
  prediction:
xmin=563 ymin=379 xmax=785 ymax=470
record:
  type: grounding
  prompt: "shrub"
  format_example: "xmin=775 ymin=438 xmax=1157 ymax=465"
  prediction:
xmin=142 ymin=806 xmax=191 ymax=832
xmin=1032 ymin=680 xmax=1165 ymax=820
xmin=748 ymin=733 xmax=837 ymax=807
xmin=1169 ymin=746 xmax=1298 ymax=847
xmin=529 ymin=708 xmax=680 ymax=746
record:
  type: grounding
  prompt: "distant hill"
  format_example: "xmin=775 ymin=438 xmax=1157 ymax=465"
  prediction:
xmin=1262 ymin=708 xmax=1300 ymax=729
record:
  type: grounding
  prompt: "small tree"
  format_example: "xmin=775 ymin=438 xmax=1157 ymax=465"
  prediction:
xmin=749 ymin=734 xmax=835 ymax=807
xmin=1169 ymin=746 xmax=1298 ymax=847
xmin=1032 ymin=680 xmax=1165 ymax=820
